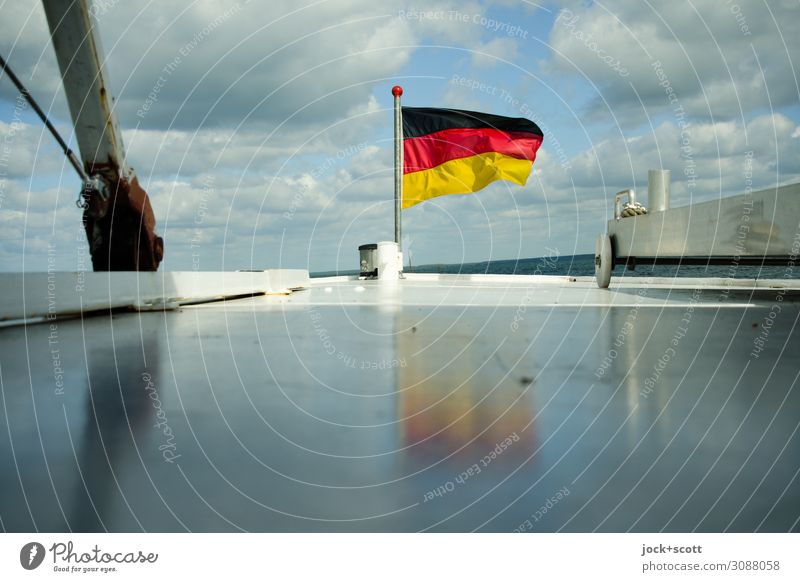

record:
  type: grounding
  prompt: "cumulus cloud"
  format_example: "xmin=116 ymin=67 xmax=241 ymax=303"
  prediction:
xmin=559 ymin=113 xmax=799 ymax=197
xmin=1 ymin=0 xmax=797 ymax=272
xmin=471 ymin=37 xmax=520 ymax=68
xmin=545 ymin=0 xmax=800 ymax=124
xmin=5 ymin=108 xmax=798 ymax=271
xmin=0 ymin=120 xmax=71 ymax=179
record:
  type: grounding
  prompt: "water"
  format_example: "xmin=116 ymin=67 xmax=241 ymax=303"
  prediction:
xmin=312 ymin=254 xmax=793 ymax=279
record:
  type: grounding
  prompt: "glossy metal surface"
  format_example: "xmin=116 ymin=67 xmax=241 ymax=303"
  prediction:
xmin=1 ymin=275 xmax=798 ymax=531
xmin=609 ymin=182 xmax=800 ymax=258
xmin=647 ymin=169 xmax=671 ymax=213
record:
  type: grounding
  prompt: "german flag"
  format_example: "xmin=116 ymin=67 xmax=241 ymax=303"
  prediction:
xmin=402 ymin=107 xmax=543 ymax=209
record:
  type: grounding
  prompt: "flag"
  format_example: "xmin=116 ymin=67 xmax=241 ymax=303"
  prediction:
xmin=401 ymin=107 xmax=543 ymax=209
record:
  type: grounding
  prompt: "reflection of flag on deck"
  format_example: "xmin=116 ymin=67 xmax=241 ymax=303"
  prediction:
xmin=401 ymin=107 xmax=543 ymax=209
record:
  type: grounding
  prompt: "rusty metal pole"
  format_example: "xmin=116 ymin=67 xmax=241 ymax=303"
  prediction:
xmin=41 ymin=0 xmax=163 ymax=271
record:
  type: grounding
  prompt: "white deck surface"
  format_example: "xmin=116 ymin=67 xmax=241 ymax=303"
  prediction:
xmin=1 ymin=273 xmax=798 ymax=532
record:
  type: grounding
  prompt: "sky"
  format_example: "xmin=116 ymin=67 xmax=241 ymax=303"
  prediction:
xmin=1 ymin=0 xmax=798 ymax=273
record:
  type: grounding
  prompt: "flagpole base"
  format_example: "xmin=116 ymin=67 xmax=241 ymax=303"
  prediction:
xmin=377 ymin=241 xmax=402 ymax=281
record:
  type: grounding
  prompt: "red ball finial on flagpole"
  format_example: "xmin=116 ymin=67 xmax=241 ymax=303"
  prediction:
xmin=391 ymin=85 xmax=403 ymax=97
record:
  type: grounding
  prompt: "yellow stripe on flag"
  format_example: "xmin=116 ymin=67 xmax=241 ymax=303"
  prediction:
xmin=402 ymin=152 xmax=533 ymax=209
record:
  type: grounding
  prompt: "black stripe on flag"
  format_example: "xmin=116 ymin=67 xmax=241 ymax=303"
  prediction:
xmin=402 ymin=107 xmax=543 ymax=139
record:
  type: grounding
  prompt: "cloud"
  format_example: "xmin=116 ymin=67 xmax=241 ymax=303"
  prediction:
xmin=4 ymin=109 xmax=798 ymax=271
xmin=545 ymin=0 xmax=800 ymax=124
xmin=0 ymin=2 xmax=63 ymax=105
xmin=0 ymin=120 xmax=72 ymax=179
xmin=544 ymin=113 xmax=799 ymax=202
xmin=471 ymin=37 xmax=520 ymax=68
xmin=1 ymin=0 xmax=797 ymax=272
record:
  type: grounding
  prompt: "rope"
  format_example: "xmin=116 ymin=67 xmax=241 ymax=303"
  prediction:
xmin=0 ymin=53 xmax=108 ymax=209
xmin=621 ymin=202 xmax=647 ymax=217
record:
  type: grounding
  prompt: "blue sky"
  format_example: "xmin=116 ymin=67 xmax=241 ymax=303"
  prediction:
xmin=1 ymin=0 xmax=798 ymax=272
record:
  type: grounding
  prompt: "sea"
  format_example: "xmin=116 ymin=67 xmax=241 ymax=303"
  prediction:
xmin=311 ymin=254 xmax=792 ymax=279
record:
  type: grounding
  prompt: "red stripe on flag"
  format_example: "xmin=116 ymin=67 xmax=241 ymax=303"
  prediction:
xmin=404 ymin=128 xmax=542 ymax=174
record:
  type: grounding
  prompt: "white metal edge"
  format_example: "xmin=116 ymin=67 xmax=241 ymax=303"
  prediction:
xmin=0 ymin=270 xmax=309 ymax=323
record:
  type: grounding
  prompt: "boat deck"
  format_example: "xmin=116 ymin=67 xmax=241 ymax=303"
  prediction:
xmin=1 ymin=274 xmax=799 ymax=532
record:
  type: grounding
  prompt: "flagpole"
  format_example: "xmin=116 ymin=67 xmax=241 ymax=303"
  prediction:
xmin=392 ymin=85 xmax=403 ymax=249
